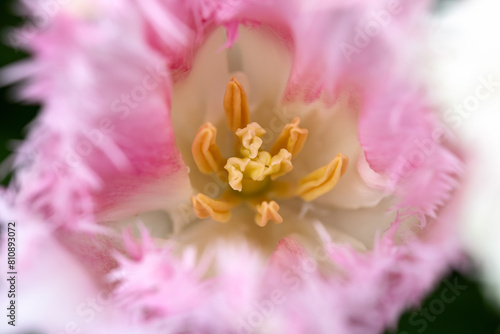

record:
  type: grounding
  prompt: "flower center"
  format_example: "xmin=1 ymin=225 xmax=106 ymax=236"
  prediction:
xmin=190 ymin=78 xmax=349 ymax=227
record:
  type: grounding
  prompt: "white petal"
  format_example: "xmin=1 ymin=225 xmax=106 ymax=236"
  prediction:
xmin=262 ymin=96 xmax=389 ymax=209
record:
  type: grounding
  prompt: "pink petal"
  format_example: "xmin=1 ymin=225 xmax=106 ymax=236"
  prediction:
xmin=7 ymin=4 xmax=191 ymax=229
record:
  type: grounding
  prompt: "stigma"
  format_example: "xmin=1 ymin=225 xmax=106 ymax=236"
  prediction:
xmin=190 ymin=77 xmax=348 ymax=226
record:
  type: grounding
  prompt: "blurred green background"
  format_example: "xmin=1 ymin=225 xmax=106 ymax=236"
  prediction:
xmin=1 ymin=1 xmax=500 ymax=333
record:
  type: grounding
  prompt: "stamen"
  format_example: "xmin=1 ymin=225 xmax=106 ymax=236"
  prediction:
xmin=235 ymin=122 xmax=266 ymax=159
xmin=224 ymin=77 xmax=250 ymax=133
xmin=191 ymin=193 xmax=234 ymax=223
xmin=191 ymin=123 xmax=224 ymax=174
xmin=270 ymin=117 xmax=308 ymax=158
xmin=190 ymin=77 xmax=350 ymax=227
xmin=296 ymin=153 xmax=348 ymax=202
xmin=255 ymin=200 xmax=283 ymax=227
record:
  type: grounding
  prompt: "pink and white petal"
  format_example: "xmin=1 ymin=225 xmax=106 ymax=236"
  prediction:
xmin=171 ymin=24 xmax=292 ymax=169
xmin=311 ymin=197 xmax=399 ymax=250
xmin=0 ymin=196 xmax=97 ymax=333
xmin=359 ymin=83 xmax=462 ymax=223
xmin=308 ymin=199 xmax=463 ymax=333
xmin=274 ymin=96 xmax=389 ymax=210
xmin=6 ymin=1 xmax=191 ymax=229
xmin=211 ymin=0 xmax=430 ymax=98
xmin=170 ymin=27 xmax=233 ymax=161
xmin=171 ymin=205 xmax=322 ymax=258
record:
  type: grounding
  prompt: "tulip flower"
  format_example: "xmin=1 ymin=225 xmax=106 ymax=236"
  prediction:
xmin=0 ymin=0 xmax=464 ymax=333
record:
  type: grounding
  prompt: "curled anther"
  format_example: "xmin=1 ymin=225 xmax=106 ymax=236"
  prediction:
xmin=255 ymin=200 xmax=283 ymax=227
xmin=191 ymin=123 xmax=225 ymax=174
xmin=296 ymin=153 xmax=348 ymax=202
xmin=224 ymin=77 xmax=250 ymax=133
xmin=191 ymin=193 xmax=234 ymax=223
xmin=270 ymin=117 xmax=308 ymax=157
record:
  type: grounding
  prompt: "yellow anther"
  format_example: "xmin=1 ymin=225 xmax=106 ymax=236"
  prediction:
xmin=225 ymin=157 xmax=250 ymax=192
xmin=235 ymin=122 xmax=266 ymax=159
xmin=191 ymin=193 xmax=233 ymax=223
xmin=255 ymin=201 xmax=283 ymax=227
xmin=296 ymin=153 xmax=348 ymax=202
xmin=270 ymin=117 xmax=308 ymax=158
xmin=190 ymin=78 xmax=349 ymax=227
xmin=224 ymin=77 xmax=250 ymax=133
xmin=191 ymin=123 xmax=224 ymax=174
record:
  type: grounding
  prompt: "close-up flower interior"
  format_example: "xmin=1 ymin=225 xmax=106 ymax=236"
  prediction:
xmin=165 ymin=27 xmax=397 ymax=256
xmin=1 ymin=0 xmax=500 ymax=333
